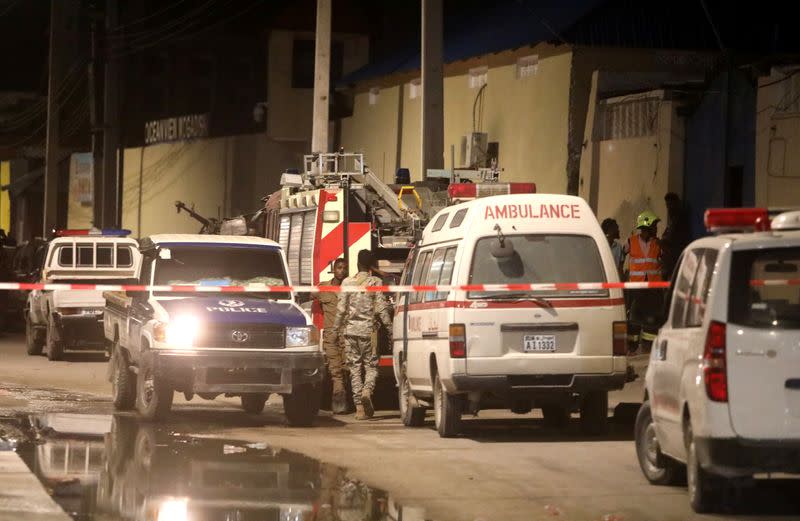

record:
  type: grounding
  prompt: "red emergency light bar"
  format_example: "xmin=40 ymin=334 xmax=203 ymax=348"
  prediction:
xmin=55 ymin=228 xmax=132 ymax=237
xmin=448 ymin=182 xmax=536 ymax=200
xmin=704 ymin=208 xmax=770 ymax=233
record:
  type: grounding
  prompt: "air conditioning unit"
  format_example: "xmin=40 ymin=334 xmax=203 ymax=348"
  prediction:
xmin=459 ymin=132 xmax=488 ymax=168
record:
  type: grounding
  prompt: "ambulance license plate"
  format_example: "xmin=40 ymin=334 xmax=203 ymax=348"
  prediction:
xmin=523 ymin=335 xmax=556 ymax=352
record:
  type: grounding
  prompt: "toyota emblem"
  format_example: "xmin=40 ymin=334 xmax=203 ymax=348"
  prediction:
xmin=219 ymin=299 xmax=244 ymax=307
xmin=231 ymin=330 xmax=250 ymax=343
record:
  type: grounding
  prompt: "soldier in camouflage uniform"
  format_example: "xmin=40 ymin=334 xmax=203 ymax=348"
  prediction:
xmin=333 ymin=250 xmax=393 ymax=420
xmin=315 ymin=258 xmax=349 ymax=414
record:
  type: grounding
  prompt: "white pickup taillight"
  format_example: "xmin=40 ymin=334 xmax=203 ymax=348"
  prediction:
xmin=703 ymin=321 xmax=728 ymax=402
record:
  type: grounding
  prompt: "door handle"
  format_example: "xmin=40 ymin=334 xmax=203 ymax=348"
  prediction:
xmin=422 ymin=331 xmax=439 ymax=338
xmin=786 ymin=379 xmax=800 ymax=390
xmin=659 ymin=340 xmax=668 ymax=361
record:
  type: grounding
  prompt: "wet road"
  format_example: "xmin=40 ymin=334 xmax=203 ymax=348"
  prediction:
xmin=0 ymin=333 xmax=798 ymax=521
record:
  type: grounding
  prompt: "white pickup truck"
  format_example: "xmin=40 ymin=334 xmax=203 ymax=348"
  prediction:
xmin=103 ymin=234 xmax=324 ymax=424
xmin=26 ymin=229 xmax=140 ymax=361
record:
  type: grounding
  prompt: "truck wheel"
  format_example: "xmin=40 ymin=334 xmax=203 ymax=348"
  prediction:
xmin=433 ymin=373 xmax=462 ymax=438
xmin=45 ymin=320 xmax=64 ymax=361
xmin=111 ymin=347 xmax=136 ymax=411
xmin=542 ymin=405 xmax=571 ymax=429
xmin=136 ymin=362 xmax=173 ymax=421
xmin=240 ymin=393 xmax=268 ymax=414
xmin=398 ymin=362 xmax=426 ymax=427
xmin=283 ymin=384 xmax=321 ymax=427
xmin=635 ymin=401 xmax=682 ymax=485
xmin=579 ymin=391 xmax=609 ymax=435
xmin=686 ymin=422 xmax=723 ymax=513
xmin=25 ymin=315 xmax=44 ymax=356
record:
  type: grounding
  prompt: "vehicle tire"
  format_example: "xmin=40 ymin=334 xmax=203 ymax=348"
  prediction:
xmin=579 ymin=391 xmax=609 ymax=435
xmin=433 ymin=373 xmax=462 ymax=438
xmin=45 ymin=320 xmax=64 ymax=361
xmin=25 ymin=314 xmax=44 ymax=356
xmin=542 ymin=405 xmax=571 ymax=429
xmin=111 ymin=347 xmax=136 ymax=411
xmin=398 ymin=362 xmax=426 ymax=427
xmin=108 ymin=415 xmax=137 ymax=476
xmin=686 ymin=422 xmax=723 ymax=513
xmin=136 ymin=359 xmax=173 ymax=421
xmin=240 ymin=393 xmax=268 ymax=414
xmin=635 ymin=401 xmax=682 ymax=485
xmin=134 ymin=425 xmax=158 ymax=473
xmin=283 ymin=384 xmax=321 ymax=427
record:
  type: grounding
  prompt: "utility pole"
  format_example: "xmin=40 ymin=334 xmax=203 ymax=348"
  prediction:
xmin=88 ymin=12 xmax=103 ymax=228
xmin=101 ymin=0 xmax=120 ymax=228
xmin=43 ymin=0 xmax=66 ymax=236
xmin=421 ymin=0 xmax=444 ymax=181
xmin=311 ymin=0 xmax=331 ymax=155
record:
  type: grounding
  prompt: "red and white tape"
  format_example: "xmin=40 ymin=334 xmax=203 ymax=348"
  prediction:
xmin=0 ymin=279 xmax=796 ymax=293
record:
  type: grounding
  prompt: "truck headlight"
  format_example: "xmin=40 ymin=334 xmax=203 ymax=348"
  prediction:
xmin=154 ymin=316 xmax=198 ymax=347
xmin=285 ymin=326 xmax=319 ymax=348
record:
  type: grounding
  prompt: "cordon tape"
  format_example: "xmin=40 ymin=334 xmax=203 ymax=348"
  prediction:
xmin=0 ymin=279 xmax=797 ymax=293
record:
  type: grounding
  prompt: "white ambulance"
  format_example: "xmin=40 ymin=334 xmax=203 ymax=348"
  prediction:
xmin=393 ymin=193 xmax=628 ymax=437
xmin=635 ymin=208 xmax=800 ymax=513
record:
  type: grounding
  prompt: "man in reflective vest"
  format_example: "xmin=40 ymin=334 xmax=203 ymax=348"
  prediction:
xmin=624 ymin=210 xmax=664 ymax=354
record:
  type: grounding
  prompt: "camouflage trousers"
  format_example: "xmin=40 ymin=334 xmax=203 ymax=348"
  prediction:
xmin=323 ymin=330 xmax=346 ymax=394
xmin=343 ymin=335 xmax=378 ymax=406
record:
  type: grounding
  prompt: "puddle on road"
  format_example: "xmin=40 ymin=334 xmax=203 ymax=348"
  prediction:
xmin=1 ymin=413 xmax=422 ymax=521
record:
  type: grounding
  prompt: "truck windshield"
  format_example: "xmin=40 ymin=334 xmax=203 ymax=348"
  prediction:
xmin=153 ymin=245 xmax=290 ymax=299
xmin=468 ymin=234 xmax=607 ymax=299
xmin=728 ymin=246 xmax=800 ymax=329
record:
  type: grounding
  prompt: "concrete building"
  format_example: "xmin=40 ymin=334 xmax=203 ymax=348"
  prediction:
xmin=335 ymin=0 xmax=800 ymax=240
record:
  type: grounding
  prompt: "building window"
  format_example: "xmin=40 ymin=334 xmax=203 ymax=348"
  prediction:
xmin=596 ymin=97 xmax=660 ymax=141
xmin=408 ymin=78 xmax=421 ymax=99
xmin=369 ymin=87 xmax=380 ymax=105
xmin=468 ymin=66 xmax=488 ymax=89
xmin=516 ymin=55 xmax=539 ymax=79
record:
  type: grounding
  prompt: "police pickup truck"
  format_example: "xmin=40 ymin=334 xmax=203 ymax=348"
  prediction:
xmin=26 ymin=229 xmax=140 ymax=361
xmin=103 ymin=234 xmax=324 ymax=424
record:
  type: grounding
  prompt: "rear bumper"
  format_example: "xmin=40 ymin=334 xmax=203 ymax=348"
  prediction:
xmin=450 ymin=372 xmax=627 ymax=395
xmin=53 ymin=313 xmax=105 ymax=347
xmin=696 ymin=437 xmax=800 ymax=476
xmin=150 ymin=350 xmax=325 ymax=394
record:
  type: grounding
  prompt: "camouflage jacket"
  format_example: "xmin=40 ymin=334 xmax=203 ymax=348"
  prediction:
xmin=332 ymin=271 xmax=393 ymax=339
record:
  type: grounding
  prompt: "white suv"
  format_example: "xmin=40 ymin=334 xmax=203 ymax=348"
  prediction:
xmin=635 ymin=208 xmax=800 ymax=513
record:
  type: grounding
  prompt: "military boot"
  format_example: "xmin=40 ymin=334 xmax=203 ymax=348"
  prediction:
xmin=361 ymin=390 xmax=374 ymax=418
xmin=332 ymin=391 xmax=348 ymax=415
xmin=354 ymin=404 xmax=367 ymax=420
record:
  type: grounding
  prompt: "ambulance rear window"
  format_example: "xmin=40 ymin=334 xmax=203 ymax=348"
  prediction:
xmin=728 ymin=247 xmax=800 ymax=329
xmin=468 ymin=234 xmax=607 ymax=298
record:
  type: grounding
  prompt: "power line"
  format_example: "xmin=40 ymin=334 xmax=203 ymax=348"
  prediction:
xmin=105 ymin=0 xmax=228 ymax=46
xmin=699 ymin=0 xmax=725 ymax=53
xmin=0 ymin=0 xmax=24 ymax=18
xmin=106 ymin=0 xmax=192 ymax=33
xmin=758 ymin=69 xmax=800 ymax=90
xmin=112 ymin=0 xmax=262 ymax=58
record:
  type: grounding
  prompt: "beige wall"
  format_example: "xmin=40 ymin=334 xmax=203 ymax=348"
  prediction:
xmin=340 ymin=48 xmax=573 ymax=189
xmin=268 ymin=30 xmax=369 ymax=145
xmin=480 ymin=54 xmax=571 ymax=192
xmin=122 ymin=134 xmax=305 ymax=238
xmin=400 ymin=83 xmax=422 ymax=180
xmin=339 ymin=85 xmax=401 ymax=183
xmin=755 ymin=70 xmax=800 ymax=207
xmin=587 ymin=96 xmax=685 ymax=240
